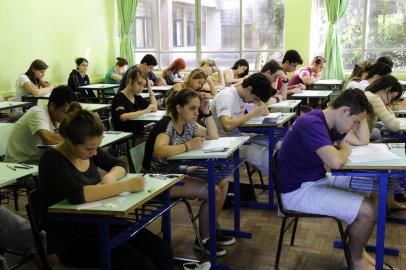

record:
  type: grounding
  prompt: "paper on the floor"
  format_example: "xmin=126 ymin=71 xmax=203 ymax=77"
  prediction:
xmin=348 ymin=143 xmax=401 ymax=163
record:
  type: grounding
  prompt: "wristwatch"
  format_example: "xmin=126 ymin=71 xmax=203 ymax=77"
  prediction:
xmin=200 ymin=111 xmax=212 ymax=118
xmin=282 ymin=78 xmax=289 ymax=83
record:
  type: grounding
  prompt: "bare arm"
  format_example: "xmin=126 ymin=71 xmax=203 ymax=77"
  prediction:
xmin=111 ymin=73 xmax=123 ymax=81
xmin=343 ymin=118 xmax=370 ymax=146
xmin=23 ymin=81 xmax=53 ymax=96
xmin=219 ymin=106 xmax=265 ymax=132
xmin=316 ymin=141 xmax=352 ymax=170
xmin=100 ymin=166 xmax=127 ymax=184
xmin=37 ymin=129 xmax=63 ymax=145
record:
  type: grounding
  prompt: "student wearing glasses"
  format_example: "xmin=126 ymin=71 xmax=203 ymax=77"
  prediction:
xmin=288 ymin=56 xmax=326 ymax=88
xmin=111 ymin=68 xmax=157 ymax=140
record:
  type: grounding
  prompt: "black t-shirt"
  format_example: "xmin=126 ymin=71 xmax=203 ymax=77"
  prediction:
xmin=111 ymin=92 xmax=150 ymax=134
xmin=38 ymin=148 xmax=125 ymax=253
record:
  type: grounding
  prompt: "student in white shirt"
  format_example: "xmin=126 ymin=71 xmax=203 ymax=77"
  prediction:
xmin=15 ymin=59 xmax=54 ymax=101
xmin=350 ymin=62 xmax=392 ymax=91
xmin=5 ymin=86 xmax=76 ymax=164
xmin=211 ymin=73 xmax=272 ymax=175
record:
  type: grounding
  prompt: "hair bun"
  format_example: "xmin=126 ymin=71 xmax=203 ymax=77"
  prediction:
xmin=67 ymin=102 xmax=82 ymax=115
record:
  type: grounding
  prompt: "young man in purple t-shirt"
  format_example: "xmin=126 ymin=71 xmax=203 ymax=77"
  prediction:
xmin=278 ymin=89 xmax=376 ymax=270
xmin=288 ymin=56 xmax=326 ymax=88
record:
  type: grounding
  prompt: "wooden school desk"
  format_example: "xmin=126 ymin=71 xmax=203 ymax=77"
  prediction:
xmin=239 ymin=112 xmax=296 ymax=210
xmin=167 ymin=136 xmax=251 ymax=270
xmin=49 ymin=174 xmax=183 ymax=270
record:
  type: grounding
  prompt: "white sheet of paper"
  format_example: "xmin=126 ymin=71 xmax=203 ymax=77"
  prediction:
xmin=348 ymin=144 xmax=401 ymax=163
xmin=203 ymin=137 xmax=231 ymax=150
xmin=244 ymin=112 xmax=281 ymax=125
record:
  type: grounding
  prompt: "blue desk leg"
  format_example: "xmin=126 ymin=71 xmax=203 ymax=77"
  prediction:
xmin=376 ymin=173 xmax=389 ymax=270
xmin=98 ymin=223 xmax=112 ymax=270
xmin=208 ymin=163 xmax=217 ymax=269
xmin=162 ymin=189 xmax=172 ymax=243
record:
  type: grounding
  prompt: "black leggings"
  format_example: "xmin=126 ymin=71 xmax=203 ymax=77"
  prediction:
xmin=57 ymin=228 xmax=174 ymax=270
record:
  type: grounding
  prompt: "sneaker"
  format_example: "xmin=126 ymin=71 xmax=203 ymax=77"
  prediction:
xmin=194 ymin=238 xmax=227 ymax=257
xmin=183 ymin=261 xmax=211 ymax=270
xmin=216 ymin=230 xmax=236 ymax=246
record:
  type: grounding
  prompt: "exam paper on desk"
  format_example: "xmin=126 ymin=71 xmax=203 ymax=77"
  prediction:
xmin=348 ymin=143 xmax=400 ymax=163
xmin=202 ymin=137 xmax=232 ymax=151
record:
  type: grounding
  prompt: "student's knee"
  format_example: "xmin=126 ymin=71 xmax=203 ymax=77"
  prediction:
xmin=357 ymin=198 xmax=376 ymax=223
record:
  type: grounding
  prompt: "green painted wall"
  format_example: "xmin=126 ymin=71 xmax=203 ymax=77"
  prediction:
xmin=284 ymin=0 xmax=313 ymax=65
xmin=0 ymin=0 xmax=119 ymax=97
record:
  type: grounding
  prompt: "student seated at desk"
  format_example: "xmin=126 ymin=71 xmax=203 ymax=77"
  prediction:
xmin=278 ymin=49 xmax=305 ymax=94
xmin=162 ymin=58 xmax=186 ymax=85
xmin=345 ymin=61 xmax=373 ymax=90
xmin=111 ymin=67 xmax=157 ymax=140
xmin=223 ymin=59 xmax=249 ymax=87
xmin=38 ymin=103 xmax=174 ymax=270
xmin=199 ymin=59 xmax=225 ymax=91
xmin=288 ymin=56 xmax=326 ymax=88
xmin=349 ymin=62 xmax=392 ymax=91
xmin=172 ymin=68 xmax=217 ymax=98
xmin=5 ymin=86 xmax=76 ymax=164
xmin=260 ymin=60 xmax=288 ymax=103
xmin=210 ymin=73 xmax=272 ymax=176
xmin=104 ymin=57 xmax=128 ymax=84
xmin=119 ymin=54 xmax=166 ymax=90
xmin=0 ymin=206 xmax=38 ymax=270
xmin=67 ymin=57 xmax=95 ymax=98
xmin=143 ymin=89 xmax=234 ymax=257
xmin=278 ymin=89 xmax=376 ymax=270
xmin=15 ymin=59 xmax=54 ymax=101
xmin=376 ymin=56 xmax=394 ymax=69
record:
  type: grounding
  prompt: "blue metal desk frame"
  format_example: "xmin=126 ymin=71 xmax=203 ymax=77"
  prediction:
xmin=331 ymin=170 xmax=404 ymax=270
xmin=172 ymin=149 xmax=252 ymax=270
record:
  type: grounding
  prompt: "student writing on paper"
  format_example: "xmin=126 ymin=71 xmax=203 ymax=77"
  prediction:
xmin=365 ymin=75 xmax=403 ymax=139
xmin=39 ymin=103 xmax=173 ymax=270
xmin=15 ymin=59 xmax=54 ymax=101
xmin=162 ymin=58 xmax=186 ymax=85
xmin=278 ymin=90 xmax=377 ymax=270
xmin=5 ymin=86 xmax=76 ymax=164
xmin=278 ymin=49 xmax=305 ymax=94
xmin=111 ymin=67 xmax=157 ymax=143
xmin=223 ymin=59 xmax=249 ymax=87
xmin=67 ymin=57 xmax=95 ymax=99
xmin=288 ymin=56 xmax=325 ymax=87
xmin=143 ymin=89 xmax=234 ymax=257
xmin=211 ymin=73 xmax=272 ymax=176
xmin=104 ymin=57 xmax=128 ymax=84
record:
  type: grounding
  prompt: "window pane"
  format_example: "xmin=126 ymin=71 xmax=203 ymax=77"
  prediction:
xmin=201 ymin=0 xmax=240 ymax=52
xmin=133 ymin=0 xmax=158 ymax=49
xmin=367 ymin=0 xmax=406 ymax=49
xmin=161 ymin=1 xmax=196 ymax=50
xmin=160 ymin=53 xmax=197 ymax=71
xmin=201 ymin=53 xmax=240 ymax=69
xmin=244 ymin=52 xmax=283 ymax=71
xmin=341 ymin=50 xmax=363 ymax=71
xmin=243 ymin=0 xmax=284 ymax=50
xmin=366 ymin=51 xmax=406 ymax=72
xmin=337 ymin=0 xmax=364 ymax=49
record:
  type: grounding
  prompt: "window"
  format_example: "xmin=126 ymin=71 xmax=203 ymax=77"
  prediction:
xmin=313 ymin=0 xmax=406 ymax=72
xmin=133 ymin=0 xmax=285 ymax=69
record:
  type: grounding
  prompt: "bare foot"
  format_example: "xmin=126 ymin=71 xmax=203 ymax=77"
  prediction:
xmin=363 ymin=249 xmax=376 ymax=266
xmin=353 ymin=258 xmax=375 ymax=270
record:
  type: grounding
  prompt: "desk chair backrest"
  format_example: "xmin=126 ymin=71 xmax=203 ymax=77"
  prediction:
xmin=271 ymin=150 xmax=288 ymax=216
xmin=25 ymin=189 xmax=51 ymax=270
xmin=128 ymin=143 xmax=146 ymax=173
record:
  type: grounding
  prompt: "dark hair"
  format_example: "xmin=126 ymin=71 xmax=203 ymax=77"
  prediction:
xmin=311 ymin=56 xmax=326 ymax=65
xmin=365 ymin=75 xmax=403 ymax=100
xmin=366 ymin=62 xmax=392 ymax=79
xmin=376 ymin=56 xmax=394 ymax=68
xmin=242 ymin=73 xmax=274 ymax=102
xmin=48 ymin=85 xmax=77 ymax=108
xmin=140 ymin=54 xmax=158 ymax=66
xmin=166 ymin=88 xmax=199 ymax=120
xmin=231 ymin=59 xmax=249 ymax=78
xmin=261 ymin=60 xmax=282 ymax=74
xmin=75 ymin=57 xmax=88 ymax=66
xmin=126 ymin=67 xmax=147 ymax=86
xmin=332 ymin=89 xmax=373 ymax=116
xmin=25 ymin=59 xmax=48 ymax=86
xmin=115 ymin=57 xmax=128 ymax=67
xmin=348 ymin=61 xmax=373 ymax=82
xmin=282 ymin=50 xmax=303 ymax=65
xmin=59 ymin=102 xmax=104 ymax=145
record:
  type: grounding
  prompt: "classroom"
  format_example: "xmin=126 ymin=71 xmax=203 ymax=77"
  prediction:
xmin=1 ymin=0 xmax=406 ymax=269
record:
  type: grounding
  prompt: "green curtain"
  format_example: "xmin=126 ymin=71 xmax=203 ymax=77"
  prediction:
xmin=322 ymin=0 xmax=348 ymax=79
xmin=117 ymin=0 xmax=138 ymax=66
